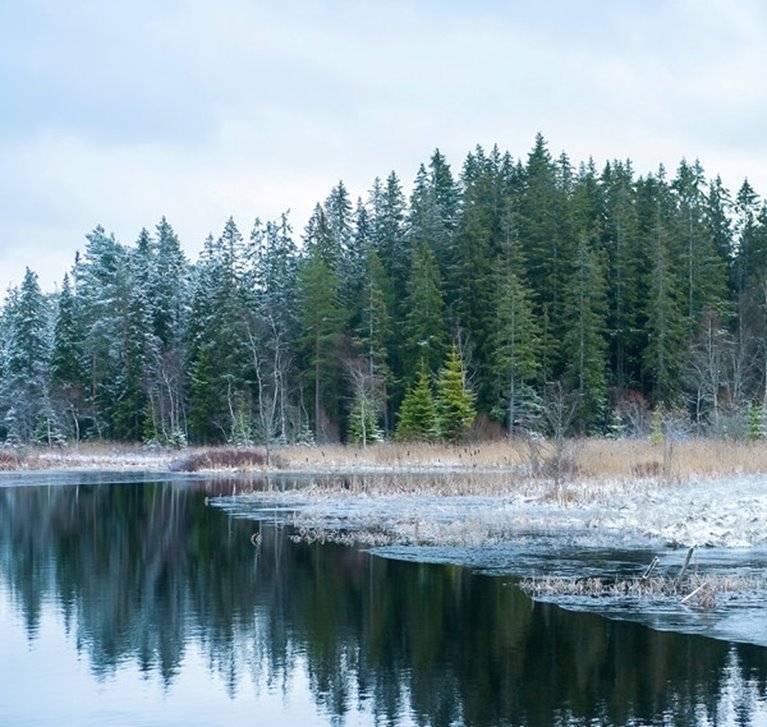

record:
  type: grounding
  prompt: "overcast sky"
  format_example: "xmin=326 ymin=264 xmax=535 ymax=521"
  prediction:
xmin=2 ymin=0 xmax=766 ymax=295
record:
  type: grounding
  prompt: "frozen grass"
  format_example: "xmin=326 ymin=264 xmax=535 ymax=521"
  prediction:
xmin=218 ymin=469 xmax=767 ymax=550
xmin=520 ymin=572 xmax=767 ymax=608
xmin=3 ymin=437 xmax=767 ymax=484
xmin=0 ymin=448 xmax=31 ymax=470
xmin=278 ymin=440 xmax=530 ymax=471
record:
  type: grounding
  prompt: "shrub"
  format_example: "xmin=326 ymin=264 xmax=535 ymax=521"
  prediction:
xmin=169 ymin=447 xmax=284 ymax=472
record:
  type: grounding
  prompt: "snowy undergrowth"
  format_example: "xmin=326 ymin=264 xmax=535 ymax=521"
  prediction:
xmin=215 ymin=473 xmax=767 ymax=549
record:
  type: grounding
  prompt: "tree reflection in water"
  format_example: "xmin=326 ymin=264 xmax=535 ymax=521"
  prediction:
xmin=0 ymin=480 xmax=766 ymax=726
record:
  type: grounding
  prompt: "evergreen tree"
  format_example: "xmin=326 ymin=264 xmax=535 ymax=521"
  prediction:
xmin=445 ymin=146 xmax=498 ymax=405
xmin=642 ymin=194 xmax=687 ymax=404
xmin=1 ymin=269 xmax=52 ymax=442
xmin=296 ymin=246 xmax=347 ymax=442
xmin=145 ymin=217 xmax=188 ymax=444
xmin=601 ymin=160 xmax=643 ymax=392
xmin=435 ymin=344 xmax=476 ymax=442
xmin=400 ymin=242 xmax=447 ymax=381
xmin=74 ymin=225 xmax=130 ymax=437
xmin=371 ymin=172 xmax=408 ymax=300
xmin=50 ymin=273 xmax=85 ymax=440
xmin=249 ymin=213 xmax=299 ymax=442
xmin=671 ymin=160 xmax=727 ymax=326
xmin=186 ymin=220 xmax=252 ymax=443
xmin=357 ymin=248 xmax=393 ymax=430
xmin=562 ymin=234 xmax=608 ymax=429
xmin=493 ymin=232 xmax=539 ymax=436
xmin=516 ymin=134 xmax=573 ymax=381
xmin=111 ymin=228 xmax=154 ymax=441
xmin=395 ymin=359 xmax=438 ymax=441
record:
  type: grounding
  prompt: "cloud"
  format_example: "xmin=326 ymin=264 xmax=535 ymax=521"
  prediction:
xmin=2 ymin=0 xmax=767 ymax=294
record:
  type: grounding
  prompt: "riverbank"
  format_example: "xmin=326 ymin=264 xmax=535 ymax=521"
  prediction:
xmin=3 ymin=438 xmax=767 ymax=481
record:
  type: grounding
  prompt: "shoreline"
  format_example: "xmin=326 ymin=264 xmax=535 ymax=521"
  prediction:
xmin=2 ymin=438 xmax=767 ymax=481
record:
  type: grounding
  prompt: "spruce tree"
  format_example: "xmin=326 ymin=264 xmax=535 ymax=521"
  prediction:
xmin=435 ymin=344 xmax=476 ymax=442
xmin=1 ymin=268 xmax=51 ymax=442
xmin=296 ymin=246 xmax=346 ymax=442
xmin=395 ymin=360 xmax=438 ymax=442
xmin=50 ymin=273 xmax=85 ymax=440
xmin=76 ymin=225 xmax=130 ymax=437
xmin=601 ymin=160 xmax=643 ymax=393
xmin=562 ymin=234 xmax=608 ymax=429
xmin=401 ymin=243 xmax=447 ymax=378
xmin=493 ymin=233 xmax=539 ymax=436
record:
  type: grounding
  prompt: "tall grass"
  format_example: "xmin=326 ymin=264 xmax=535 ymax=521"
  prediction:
xmin=277 ymin=438 xmax=767 ymax=480
xmin=3 ymin=437 xmax=767 ymax=480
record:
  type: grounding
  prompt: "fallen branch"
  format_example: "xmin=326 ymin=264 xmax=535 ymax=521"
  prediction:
xmin=681 ymin=582 xmax=709 ymax=605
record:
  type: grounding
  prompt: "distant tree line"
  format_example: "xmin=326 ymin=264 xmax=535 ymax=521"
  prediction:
xmin=2 ymin=135 xmax=767 ymax=445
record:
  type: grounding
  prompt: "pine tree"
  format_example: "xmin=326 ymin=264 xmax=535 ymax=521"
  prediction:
xmin=112 ymin=229 xmax=154 ymax=441
xmin=75 ymin=225 xmax=134 ymax=438
xmin=446 ymin=147 xmax=497 ymax=404
xmin=602 ymin=160 xmax=643 ymax=393
xmin=357 ymin=248 xmax=394 ymax=431
xmin=145 ymin=217 xmax=188 ymax=444
xmin=643 ymin=195 xmax=687 ymax=404
xmin=186 ymin=220 xmax=252 ymax=443
xmin=670 ymin=160 xmax=727 ymax=327
xmin=435 ymin=344 xmax=476 ymax=442
xmin=395 ymin=360 xmax=438 ymax=441
xmin=248 ymin=213 xmax=299 ymax=443
xmin=296 ymin=246 xmax=347 ymax=442
xmin=370 ymin=172 xmax=408 ymax=300
xmin=516 ymin=134 xmax=573 ymax=379
xmin=50 ymin=273 xmax=85 ymax=440
xmin=562 ymin=234 xmax=608 ymax=429
xmin=401 ymin=243 xmax=447 ymax=378
xmin=493 ymin=232 xmax=539 ymax=436
xmin=1 ymin=268 xmax=52 ymax=442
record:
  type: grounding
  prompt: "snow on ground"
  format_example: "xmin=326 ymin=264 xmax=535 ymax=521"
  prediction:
xmin=214 ymin=472 xmax=767 ymax=647
xmin=35 ymin=451 xmax=173 ymax=470
xmin=216 ymin=473 xmax=767 ymax=550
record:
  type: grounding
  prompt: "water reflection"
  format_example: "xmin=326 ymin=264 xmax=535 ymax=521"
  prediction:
xmin=0 ymin=480 xmax=766 ymax=726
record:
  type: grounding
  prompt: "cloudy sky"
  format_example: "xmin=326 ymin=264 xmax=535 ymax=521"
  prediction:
xmin=1 ymin=0 xmax=766 ymax=294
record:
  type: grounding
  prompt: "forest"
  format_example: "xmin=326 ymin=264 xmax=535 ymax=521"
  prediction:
xmin=2 ymin=134 xmax=767 ymax=446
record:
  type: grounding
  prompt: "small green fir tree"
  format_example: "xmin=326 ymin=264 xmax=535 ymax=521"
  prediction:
xmin=395 ymin=360 xmax=439 ymax=441
xmin=435 ymin=345 xmax=476 ymax=442
xmin=748 ymin=401 xmax=765 ymax=440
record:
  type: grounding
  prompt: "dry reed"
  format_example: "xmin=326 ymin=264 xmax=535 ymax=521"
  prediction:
xmin=520 ymin=571 xmax=766 ymax=609
xmin=3 ymin=437 xmax=767 ymax=481
xmin=278 ymin=438 xmax=767 ymax=480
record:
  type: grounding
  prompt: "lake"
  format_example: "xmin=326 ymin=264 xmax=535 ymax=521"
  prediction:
xmin=1 ymin=475 xmax=766 ymax=726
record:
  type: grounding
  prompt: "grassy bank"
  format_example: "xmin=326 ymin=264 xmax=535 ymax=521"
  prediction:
xmin=2 ymin=438 xmax=767 ymax=480
xmin=275 ymin=438 xmax=767 ymax=480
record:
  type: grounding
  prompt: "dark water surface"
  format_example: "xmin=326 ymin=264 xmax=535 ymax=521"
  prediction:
xmin=1 ymin=476 xmax=766 ymax=726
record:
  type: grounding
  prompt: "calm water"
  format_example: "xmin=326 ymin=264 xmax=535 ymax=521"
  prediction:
xmin=1 ymin=476 xmax=766 ymax=726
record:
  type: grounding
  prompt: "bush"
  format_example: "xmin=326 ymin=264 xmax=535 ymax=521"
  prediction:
xmin=169 ymin=447 xmax=285 ymax=472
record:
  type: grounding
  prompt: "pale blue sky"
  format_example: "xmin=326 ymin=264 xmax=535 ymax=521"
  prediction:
xmin=2 ymin=0 xmax=766 ymax=293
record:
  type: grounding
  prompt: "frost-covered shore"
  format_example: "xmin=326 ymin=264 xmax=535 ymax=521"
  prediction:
xmin=4 ymin=442 xmax=767 ymax=549
xmin=214 ymin=472 xmax=767 ymax=550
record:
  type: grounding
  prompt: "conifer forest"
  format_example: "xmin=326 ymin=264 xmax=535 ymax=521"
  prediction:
xmin=3 ymin=135 xmax=767 ymax=446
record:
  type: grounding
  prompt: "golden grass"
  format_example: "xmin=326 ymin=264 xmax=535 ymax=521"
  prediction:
xmin=277 ymin=438 xmax=767 ymax=480
xmin=575 ymin=438 xmax=767 ymax=479
xmin=4 ymin=437 xmax=767 ymax=481
xmin=278 ymin=440 xmax=531 ymax=470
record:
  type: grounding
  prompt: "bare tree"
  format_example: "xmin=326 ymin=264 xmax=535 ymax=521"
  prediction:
xmin=541 ymin=381 xmax=581 ymax=495
xmin=345 ymin=356 xmax=384 ymax=447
